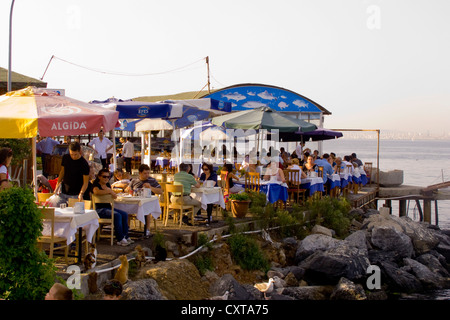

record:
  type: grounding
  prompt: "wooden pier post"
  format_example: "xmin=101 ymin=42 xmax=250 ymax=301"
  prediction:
xmin=384 ymin=200 xmax=392 ymax=214
xmin=399 ymin=200 xmax=407 ymax=217
xmin=423 ymin=199 xmax=431 ymax=224
xmin=434 ymin=200 xmax=439 ymax=226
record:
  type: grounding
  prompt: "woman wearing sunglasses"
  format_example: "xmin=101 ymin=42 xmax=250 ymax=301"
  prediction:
xmin=198 ymin=163 xmax=217 ymax=223
xmin=92 ymin=168 xmax=132 ymax=246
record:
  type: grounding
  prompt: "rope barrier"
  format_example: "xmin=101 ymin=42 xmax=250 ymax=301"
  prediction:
xmin=90 ymin=224 xmax=293 ymax=274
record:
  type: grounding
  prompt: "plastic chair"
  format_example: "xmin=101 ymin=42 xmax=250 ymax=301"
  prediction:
xmin=9 ymin=166 xmax=22 ymax=187
xmin=37 ymin=207 xmax=70 ymax=264
xmin=92 ymin=194 xmax=115 ymax=246
xmin=164 ymin=184 xmax=195 ymax=228
xmin=37 ymin=192 xmax=54 ymax=205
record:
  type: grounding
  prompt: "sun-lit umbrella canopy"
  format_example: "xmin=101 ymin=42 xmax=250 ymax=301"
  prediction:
xmin=135 ymin=118 xmax=174 ymax=132
xmin=211 ymin=107 xmax=317 ymax=133
xmin=0 ymin=87 xmax=120 ymax=138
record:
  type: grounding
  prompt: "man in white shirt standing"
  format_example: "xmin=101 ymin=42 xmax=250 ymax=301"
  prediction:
xmin=122 ymin=137 xmax=134 ymax=174
xmin=88 ymin=129 xmax=113 ymax=169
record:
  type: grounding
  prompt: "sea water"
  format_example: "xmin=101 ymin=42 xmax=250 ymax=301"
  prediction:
xmin=320 ymin=138 xmax=450 ymax=229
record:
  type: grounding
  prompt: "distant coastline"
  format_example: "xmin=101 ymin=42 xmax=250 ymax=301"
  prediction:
xmin=333 ymin=132 xmax=450 ymax=141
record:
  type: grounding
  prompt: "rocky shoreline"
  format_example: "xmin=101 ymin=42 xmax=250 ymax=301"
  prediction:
xmin=87 ymin=208 xmax=450 ymax=300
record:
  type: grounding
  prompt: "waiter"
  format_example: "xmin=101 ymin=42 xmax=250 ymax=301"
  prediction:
xmin=88 ymin=129 xmax=113 ymax=169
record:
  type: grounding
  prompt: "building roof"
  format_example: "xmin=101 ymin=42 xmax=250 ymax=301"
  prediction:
xmin=134 ymin=83 xmax=331 ymax=115
xmin=0 ymin=67 xmax=47 ymax=95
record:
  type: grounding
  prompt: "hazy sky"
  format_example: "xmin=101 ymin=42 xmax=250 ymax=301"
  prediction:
xmin=1 ymin=0 xmax=449 ymax=134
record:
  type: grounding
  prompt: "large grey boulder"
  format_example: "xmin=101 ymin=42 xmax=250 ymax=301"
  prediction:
xmin=393 ymin=216 xmax=440 ymax=254
xmin=209 ymin=274 xmax=254 ymax=300
xmin=371 ymin=226 xmax=414 ymax=260
xmin=416 ymin=253 xmax=450 ymax=278
xmin=403 ymin=258 xmax=448 ymax=290
xmin=281 ymin=286 xmax=333 ymax=300
xmin=295 ymin=234 xmax=341 ymax=263
xmin=363 ymin=214 xmax=439 ymax=255
xmin=122 ymin=279 xmax=167 ymax=300
xmin=434 ymin=231 xmax=450 ymax=262
xmin=379 ymin=261 xmax=423 ymax=293
xmin=330 ymin=277 xmax=367 ymax=300
xmin=345 ymin=230 xmax=370 ymax=251
xmin=299 ymin=242 xmax=370 ymax=284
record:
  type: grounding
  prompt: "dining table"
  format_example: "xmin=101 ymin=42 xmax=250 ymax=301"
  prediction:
xmin=233 ymin=177 xmax=289 ymax=204
xmin=300 ymin=176 xmax=325 ymax=196
xmin=191 ymin=186 xmax=226 ymax=210
xmin=260 ymin=180 xmax=289 ymax=204
xmin=155 ymin=157 xmax=169 ymax=168
xmin=114 ymin=194 xmax=162 ymax=234
xmin=42 ymin=207 xmax=100 ymax=263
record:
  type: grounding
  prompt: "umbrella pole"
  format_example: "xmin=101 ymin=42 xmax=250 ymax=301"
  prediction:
xmin=32 ymin=137 xmax=37 ymax=197
xmin=112 ymin=130 xmax=116 ymax=173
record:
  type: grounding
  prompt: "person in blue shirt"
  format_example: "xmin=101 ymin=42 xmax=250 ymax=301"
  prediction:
xmin=37 ymin=136 xmax=60 ymax=178
xmin=314 ymin=153 xmax=334 ymax=185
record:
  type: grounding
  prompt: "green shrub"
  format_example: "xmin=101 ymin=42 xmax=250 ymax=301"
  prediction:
xmin=229 ymin=192 xmax=250 ymax=201
xmin=307 ymin=196 xmax=351 ymax=238
xmin=228 ymin=233 xmax=269 ymax=272
xmin=0 ymin=187 xmax=56 ymax=300
xmin=197 ymin=233 xmax=212 ymax=250
xmin=193 ymin=254 xmax=214 ymax=276
xmin=274 ymin=209 xmax=307 ymax=238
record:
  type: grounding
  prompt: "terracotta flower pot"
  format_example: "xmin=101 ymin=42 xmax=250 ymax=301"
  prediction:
xmin=231 ymin=200 xmax=250 ymax=218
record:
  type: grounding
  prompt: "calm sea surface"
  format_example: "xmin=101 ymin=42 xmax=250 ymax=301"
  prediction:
xmin=319 ymin=138 xmax=450 ymax=229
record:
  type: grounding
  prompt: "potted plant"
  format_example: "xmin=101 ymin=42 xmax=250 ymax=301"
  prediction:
xmin=229 ymin=192 xmax=251 ymax=218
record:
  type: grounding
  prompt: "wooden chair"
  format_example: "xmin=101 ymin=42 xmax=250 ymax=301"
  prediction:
xmin=159 ymin=182 xmax=169 ymax=225
xmin=245 ymin=172 xmax=260 ymax=192
xmin=37 ymin=207 xmax=70 ymax=264
xmin=317 ymin=166 xmax=324 ymax=178
xmin=364 ymin=162 xmax=373 ymax=185
xmin=37 ymin=192 xmax=54 ymax=205
xmin=283 ymin=169 xmax=306 ymax=205
xmin=91 ymin=194 xmax=115 ymax=246
xmin=220 ymin=172 xmax=230 ymax=210
xmin=164 ymin=184 xmax=195 ymax=227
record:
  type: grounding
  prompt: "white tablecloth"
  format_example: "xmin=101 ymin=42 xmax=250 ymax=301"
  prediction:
xmin=43 ymin=208 xmax=99 ymax=245
xmin=114 ymin=195 xmax=162 ymax=223
xmin=301 ymin=177 xmax=324 ymax=186
xmin=191 ymin=187 xmax=226 ymax=210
